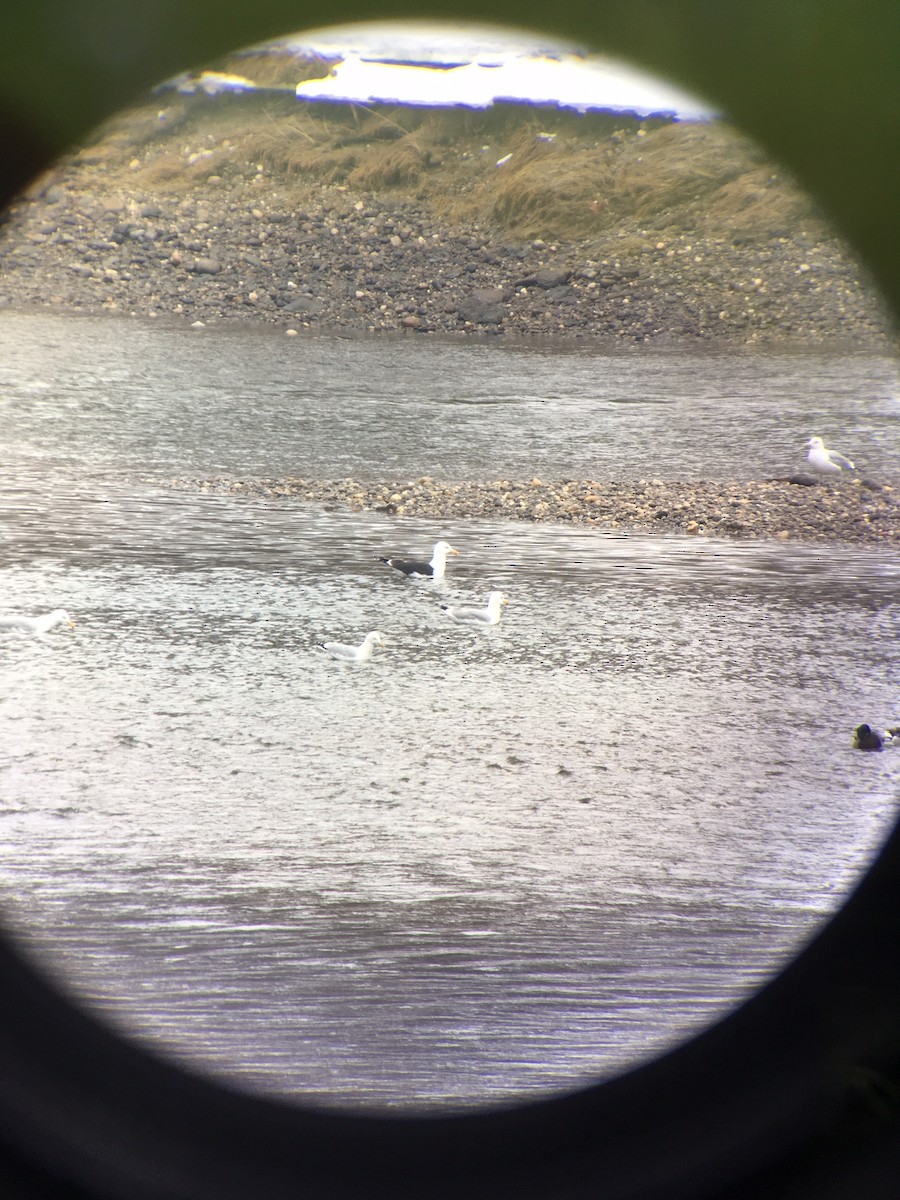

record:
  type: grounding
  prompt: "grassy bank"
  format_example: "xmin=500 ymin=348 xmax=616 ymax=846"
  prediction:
xmin=5 ymin=48 xmax=892 ymax=345
xmin=73 ymin=49 xmax=830 ymax=253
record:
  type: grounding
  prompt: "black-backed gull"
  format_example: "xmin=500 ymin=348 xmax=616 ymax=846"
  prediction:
xmin=380 ymin=540 xmax=458 ymax=579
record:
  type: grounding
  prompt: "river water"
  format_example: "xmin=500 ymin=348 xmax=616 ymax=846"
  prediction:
xmin=1 ymin=311 xmax=898 ymax=1111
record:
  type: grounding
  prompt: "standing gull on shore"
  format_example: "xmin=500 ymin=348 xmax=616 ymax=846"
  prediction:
xmin=806 ymin=436 xmax=855 ymax=474
xmin=380 ymin=540 xmax=459 ymax=579
xmin=318 ymin=631 xmax=384 ymax=662
xmin=442 ymin=592 xmax=509 ymax=626
xmin=0 ymin=609 xmax=76 ymax=635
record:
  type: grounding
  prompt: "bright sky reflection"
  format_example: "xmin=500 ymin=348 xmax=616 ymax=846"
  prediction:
xmin=283 ymin=21 xmax=717 ymax=119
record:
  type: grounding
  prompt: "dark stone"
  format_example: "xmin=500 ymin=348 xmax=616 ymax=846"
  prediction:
xmin=513 ymin=269 xmax=564 ymax=289
xmin=457 ymin=298 xmax=504 ymax=325
xmin=471 ymin=286 xmax=509 ymax=304
xmin=282 ymin=294 xmax=325 ymax=315
xmin=187 ymin=257 xmax=222 ymax=275
xmin=786 ymin=473 xmax=821 ymax=487
xmin=533 ymin=267 xmax=572 ymax=289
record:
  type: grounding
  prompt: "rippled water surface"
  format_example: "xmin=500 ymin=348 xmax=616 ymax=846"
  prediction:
xmin=3 ymin=311 xmax=899 ymax=482
xmin=1 ymin=312 xmax=898 ymax=1110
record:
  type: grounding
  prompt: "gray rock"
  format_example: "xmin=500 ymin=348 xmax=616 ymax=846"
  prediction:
xmin=457 ymin=299 xmax=503 ymax=325
xmin=786 ymin=473 xmax=820 ymax=487
xmin=471 ymin=286 xmax=509 ymax=304
xmin=282 ymin=294 xmax=325 ymax=315
xmin=187 ymin=257 xmax=222 ymax=275
xmin=534 ymin=268 xmax=571 ymax=288
xmin=543 ymin=285 xmax=574 ymax=303
xmin=514 ymin=268 xmax=572 ymax=290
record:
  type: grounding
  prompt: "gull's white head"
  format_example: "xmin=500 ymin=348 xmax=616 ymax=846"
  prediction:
xmin=806 ymin=437 xmax=825 ymax=450
xmin=435 ymin=541 xmax=459 ymax=557
xmin=52 ymin=609 xmax=76 ymax=628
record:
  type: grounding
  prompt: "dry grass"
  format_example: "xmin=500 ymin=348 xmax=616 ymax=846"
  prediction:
xmin=348 ymin=140 xmax=427 ymax=189
xmin=49 ymin=63 xmax=826 ymax=246
xmin=480 ymin=121 xmax=787 ymax=240
xmin=223 ymin=50 xmax=338 ymax=88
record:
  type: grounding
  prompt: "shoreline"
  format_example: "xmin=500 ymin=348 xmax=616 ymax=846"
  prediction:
xmin=2 ymin=183 xmax=893 ymax=348
xmin=1 ymin=302 xmax=891 ymax=359
xmin=1 ymin=300 xmax=897 ymax=355
xmin=164 ymin=475 xmax=900 ymax=547
xmin=1 ymin=103 xmax=895 ymax=349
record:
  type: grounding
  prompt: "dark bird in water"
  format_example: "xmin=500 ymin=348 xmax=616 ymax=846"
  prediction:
xmin=380 ymin=539 xmax=459 ymax=579
xmin=853 ymin=723 xmax=884 ymax=751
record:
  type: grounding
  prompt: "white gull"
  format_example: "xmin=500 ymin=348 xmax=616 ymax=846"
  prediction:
xmin=806 ymin=436 xmax=855 ymax=474
xmin=0 ymin=609 xmax=76 ymax=635
xmin=318 ymin=630 xmax=385 ymax=662
xmin=442 ymin=591 xmax=509 ymax=626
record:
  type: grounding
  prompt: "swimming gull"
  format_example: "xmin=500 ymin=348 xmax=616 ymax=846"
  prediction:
xmin=318 ymin=630 xmax=385 ymax=662
xmin=380 ymin=540 xmax=459 ymax=579
xmin=442 ymin=591 xmax=509 ymax=626
xmin=806 ymin=436 xmax=855 ymax=474
xmin=0 ymin=609 xmax=76 ymax=635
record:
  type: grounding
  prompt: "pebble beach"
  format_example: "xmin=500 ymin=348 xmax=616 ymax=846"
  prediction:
xmin=166 ymin=473 xmax=900 ymax=547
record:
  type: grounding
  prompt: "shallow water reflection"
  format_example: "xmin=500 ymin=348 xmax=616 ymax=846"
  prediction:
xmin=2 ymin=485 xmax=898 ymax=1108
xmin=0 ymin=314 xmax=898 ymax=1109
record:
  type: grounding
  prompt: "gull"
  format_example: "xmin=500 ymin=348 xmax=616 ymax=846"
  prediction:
xmin=318 ymin=630 xmax=384 ymax=662
xmin=0 ymin=609 xmax=76 ymax=635
xmin=380 ymin=540 xmax=459 ymax=579
xmin=442 ymin=591 xmax=509 ymax=626
xmin=805 ymin=436 xmax=855 ymax=474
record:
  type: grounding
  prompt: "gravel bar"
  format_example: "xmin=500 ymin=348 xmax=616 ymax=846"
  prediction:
xmin=163 ymin=474 xmax=899 ymax=546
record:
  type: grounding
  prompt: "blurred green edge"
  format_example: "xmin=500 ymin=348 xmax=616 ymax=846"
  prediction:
xmin=1 ymin=0 xmax=898 ymax=321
